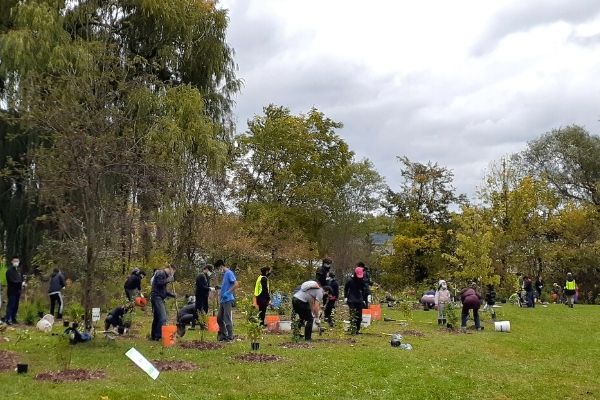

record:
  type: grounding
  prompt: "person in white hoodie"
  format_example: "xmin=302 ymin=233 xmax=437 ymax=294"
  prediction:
xmin=434 ymin=280 xmax=451 ymax=326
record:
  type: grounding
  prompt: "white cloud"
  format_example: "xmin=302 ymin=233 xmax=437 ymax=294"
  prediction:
xmin=221 ymin=0 xmax=600 ymax=197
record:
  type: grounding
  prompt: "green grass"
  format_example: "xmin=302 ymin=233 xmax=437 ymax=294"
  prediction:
xmin=1 ymin=303 xmax=599 ymax=399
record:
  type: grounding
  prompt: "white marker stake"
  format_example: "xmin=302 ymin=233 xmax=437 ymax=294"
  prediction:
xmin=125 ymin=347 xmax=160 ymax=380
xmin=91 ymin=308 xmax=101 ymax=322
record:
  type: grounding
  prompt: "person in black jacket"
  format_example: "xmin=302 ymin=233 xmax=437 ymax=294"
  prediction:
xmin=150 ymin=264 xmax=177 ymax=341
xmin=48 ymin=268 xmax=66 ymax=319
xmin=357 ymin=261 xmax=373 ymax=308
xmin=4 ymin=256 xmax=24 ymax=325
xmin=124 ymin=268 xmax=145 ymax=301
xmin=254 ymin=267 xmax=271 ymax=326
xmin=315 ymin=258 xmax=332 ymax=288
xmin=344 ymin=267 xmax=366 ymax=335
xmin=105 ymin=303 xmax=133 ymax=334
xmin=177 ymin=296 xmax=199 ymax=337
xmin=195 ymin=264 xmax=214 ymax=316
xmin=324 ymin=272 xmax=339 ymax=327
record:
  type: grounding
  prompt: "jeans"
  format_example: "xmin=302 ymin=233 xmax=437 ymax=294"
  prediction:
xmin=195 ymin=293 xmax=209 ymax=315
xmin=217 ymin=301 xmax=234 ymax=340
xmin=5 ymin=292 xmax=21 ymax=323
xmin=461 ymin=304 xmax=480 ymax=329
xmin=292 ymin=298 xmax=314 ymax=340
xmin=151 ymin=296 xmax=167 ymax=340
xmin=526 ymin=291 xmax=535 ymax=308
xmin=324 ymin=300 xmax=336 ymax=325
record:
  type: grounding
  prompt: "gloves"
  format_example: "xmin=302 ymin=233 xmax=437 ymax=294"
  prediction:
xmin=209 ymin=287 xmax=215 ymax=292
xmin=367 ymin=295 xmax=372 ymax=303
xmin=344 ymin=298 xmax=348 ymax=304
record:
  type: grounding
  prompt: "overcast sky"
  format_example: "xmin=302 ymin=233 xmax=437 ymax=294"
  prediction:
xmin=220 ymin=0 xmax=600 ymax=200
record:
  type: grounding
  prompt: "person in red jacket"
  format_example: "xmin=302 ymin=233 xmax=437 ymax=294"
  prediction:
xmin=460 ymin=282 xmax=483 ymax=332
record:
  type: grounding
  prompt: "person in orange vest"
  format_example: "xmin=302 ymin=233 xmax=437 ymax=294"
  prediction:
xmin=254 ymin=267 xmax=271 ymax=326
xmin=564 ymin=272 xmax=577 ymax=308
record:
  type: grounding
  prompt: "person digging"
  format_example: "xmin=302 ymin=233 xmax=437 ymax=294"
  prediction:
xmin=177 ymin=296 xmax=199 ymax=337
xmin=292 ymin=281 xmax=330 ymax=341
xmin=105 ymin=303 xmax=134 ymax=335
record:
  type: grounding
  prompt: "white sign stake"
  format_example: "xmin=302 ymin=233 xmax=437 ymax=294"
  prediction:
xmin=91 ymin=308 xmax=101 ymax=322
xmin=125 ymin=347 xmax=160 ymax=380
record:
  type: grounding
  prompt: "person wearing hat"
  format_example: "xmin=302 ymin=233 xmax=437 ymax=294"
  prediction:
xmin=564 ymin=273 xmax=577 ymax=308
xmin=315 ymin=258 xmax=332 ymax=288
xmin=254 ymin=267 xmax=271 ymax=326
xmin=149 ymin=264 xmax=177 ymax=341
xmin=356 ymin=261 xmax=373 ymax=308
xmin=195 ymin=264 xmax=215 ymax=317
xmin=344 ymin=267 xmax=367 ymax=335
xmin=124 ymin=268 xmax=146 ymax=301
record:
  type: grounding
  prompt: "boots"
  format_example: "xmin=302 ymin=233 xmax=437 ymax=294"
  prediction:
xmin=442 ymin=319 xmax=447 ymax=326
xmin=437 ymin=319 xmax=442 ymax=325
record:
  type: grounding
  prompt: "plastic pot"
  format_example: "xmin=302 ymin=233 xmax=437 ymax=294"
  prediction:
xmin=17 ymin=364 xmax=28 ymax=374
xmin=251 ymin=342 xmax=260 ymax=351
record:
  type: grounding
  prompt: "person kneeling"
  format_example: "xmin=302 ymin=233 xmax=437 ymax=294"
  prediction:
xmin=105 ymin=304 xmax=133 ymax=335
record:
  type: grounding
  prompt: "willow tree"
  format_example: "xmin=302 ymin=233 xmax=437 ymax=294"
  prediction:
xmin=0 ymin=0 xmax=237 ymax=323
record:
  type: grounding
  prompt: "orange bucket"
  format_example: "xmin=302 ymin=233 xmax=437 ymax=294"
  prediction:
xmin=207 ymin=316 xmax=219 ymax=333
xmin=265 ymin=315 xmax=280 ymax=332
xmin=161 ymin=325 xmax=177 ymax=347
xmin=362 ymin=309 xmax=372 ymax=316
xmin=369 ymin=304 xmax=382 ymax=320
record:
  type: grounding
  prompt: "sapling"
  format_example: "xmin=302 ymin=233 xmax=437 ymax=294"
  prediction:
xmin=444 ymin=302 xmax=459 ymax=330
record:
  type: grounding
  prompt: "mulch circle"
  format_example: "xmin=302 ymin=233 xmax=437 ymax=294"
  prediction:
xmin=179 ymin=341 xmax=224 ymax=350
xmin=279 ymin=342 xmax=313 ymax=349
xmin=35 ymin=369 xmax=106 ymax=382
xmin=401 ymin=330 xmax=425 ymax=337
xmin=0 ymin=350 xmax=18 ymax=372
xmin=152 ymin=360 xmax=198 ymax=371
xmin=233 ymin=353 xmax=282 ymax=363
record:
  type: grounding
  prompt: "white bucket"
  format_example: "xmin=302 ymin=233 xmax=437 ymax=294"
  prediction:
xmin=42 ymin=314 xmax=55 ymax=325
xmin=36 ymin=319 xmax=53 ymax=333
xmin=361 ymin=313 xmax=372 ymax=327
xmin=279 ymin=321 xmax=292 ymax=332
xmin=494 ymin=321 xmax=511 ymax=332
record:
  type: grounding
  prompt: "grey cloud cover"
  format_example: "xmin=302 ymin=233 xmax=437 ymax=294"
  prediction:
xmin=223 ymin=1 xmax=600 ymax=198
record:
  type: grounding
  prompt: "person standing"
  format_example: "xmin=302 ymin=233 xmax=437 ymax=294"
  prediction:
xmin=216 ymin=260 xmax=239 ymax=341
xmin=564 ymin=273 xmax=577 ymax=308
xmin=149 ymin=264 xmax=176 ymax=341
xmin=434 ymin=280 xmax=451 ymax=325
xmin=484 ymin=284 xmax=497 ymax=320
xmin=4 ymin=256 xmax=24 ymax=325
xmin=124 ymin=268 xmax=145 ymax=301
xmin=48 ymin=268 xmax=66 ymax=319
xmin=315 ymin=258 xmax=332 ymax=288
xmin=344 ymin=267 xmax=367 ymax=335
xmin=524 ymin=276 xmax=535 ymax=308
xmin=324 ymin=272 xmax=339 ymax=327
xmin=356 ymin=262 xmax=373 ymax=308
xmin=460 ymin=283 xmax=483 ymax=332
xmin=292 ymin=280 xmax=326 ymax=341
xmin=254 ymin=267 xmax=271 ymax=326
xmin=534 ymin=276 xmax=544 ymax=302
xmin=195 ymin=264 xmax=214 ymax=316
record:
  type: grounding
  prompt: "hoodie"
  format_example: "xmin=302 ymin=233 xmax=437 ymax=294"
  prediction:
xmin=434 ymin=280 xmax=451 ymax=306
xmin=48 ymin=270 xmax=66 ymax=294
xmin=6 ymin=265 xmax=23 ymax=295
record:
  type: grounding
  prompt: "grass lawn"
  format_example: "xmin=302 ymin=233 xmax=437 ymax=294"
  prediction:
xmin=1 ymin=303 xmax=599 ymax=400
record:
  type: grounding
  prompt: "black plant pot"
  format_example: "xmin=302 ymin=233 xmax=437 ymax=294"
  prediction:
xmin=17 ymin=364 xmax=28 ymax=374
xmin=251 ymin=342 xmax=260 ymax=351
xmin=446 ymin=323 xmax=453 ymax=329
xmin=37 ymin=312 xmax=45 ymax=319
xmin=63 ymin=321 xmax=70 ymax=327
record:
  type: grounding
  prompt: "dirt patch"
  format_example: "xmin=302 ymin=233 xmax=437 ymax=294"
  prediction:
xmin=234 ymin=353 xmax=282 ymax=363
xmin=35 ymin=369 xmax=106 ymax=382
xmin=442 ymin=328 xmax=471 ymax=335
xmin=179 ymin=341 xmax=224 ymax=350
xmin=279 ymin=342 xmax=313 ymax=349
xmin=152 ymin=360 xmax=198 ymax=371
xmin=0 ymin=350 xmax=18 ymax=372
xmin=401 ymin=330 xmax=425 ymax=337
xmin=313 ymin=338 xmax=357 ymax=344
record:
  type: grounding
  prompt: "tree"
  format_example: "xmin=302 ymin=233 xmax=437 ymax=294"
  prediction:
xmin=524 ymin=125 xmax=600 ymax=206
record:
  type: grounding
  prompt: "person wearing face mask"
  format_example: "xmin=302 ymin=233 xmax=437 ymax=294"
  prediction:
xmin=195 ymin=264 xmax=215 ymax=316
xmin=324 ymin=272 xmax=339 ymax=327
xmin=344 ymin=267 xmax=367 ymax=335
xmin=254 ymin=267 xmax=271 ymax=326
xmin=5 ymin=256 xmax=24 ymax=325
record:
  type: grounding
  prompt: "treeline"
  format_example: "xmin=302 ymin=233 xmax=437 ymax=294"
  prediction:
xmin=1 ymin=1 xmax=600 ymax=320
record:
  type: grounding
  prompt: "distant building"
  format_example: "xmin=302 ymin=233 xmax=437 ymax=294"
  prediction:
xmin=369 ymin=233 xmax=394 ymax=255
